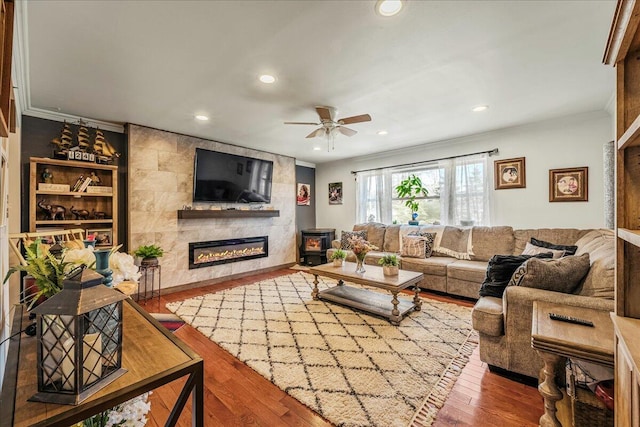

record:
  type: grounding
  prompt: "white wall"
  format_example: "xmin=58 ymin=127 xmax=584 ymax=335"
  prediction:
xmin=315 ymin=111 xmax=613 ymax=236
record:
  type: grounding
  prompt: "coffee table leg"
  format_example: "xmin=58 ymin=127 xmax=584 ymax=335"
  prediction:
xmin=413 ymin=285 xmax=422 ymax=311
xmin=312 ymin=274 xmax=319 ymax=300
xmin=390 ymin=291 xmax=401 ymax=325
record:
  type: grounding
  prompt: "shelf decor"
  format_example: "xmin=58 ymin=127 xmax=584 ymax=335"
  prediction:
xmin=30 ymin=266 xmax=128 ymax=405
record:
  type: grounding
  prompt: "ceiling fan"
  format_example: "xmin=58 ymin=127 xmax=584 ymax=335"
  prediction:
xmin=284 ymin=106 xmax=372 ymax=147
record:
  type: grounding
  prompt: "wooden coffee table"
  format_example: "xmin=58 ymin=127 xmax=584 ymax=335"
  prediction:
xmin=309 ymin=262 xmax=424 ymax=325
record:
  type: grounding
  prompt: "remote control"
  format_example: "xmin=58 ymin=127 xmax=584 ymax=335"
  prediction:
xmin=549 ymin=312 xmax=594 ymax=327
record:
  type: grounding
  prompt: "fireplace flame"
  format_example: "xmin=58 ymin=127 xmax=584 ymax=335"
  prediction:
xmin=195 ymin=245 xmax=265 ymax=264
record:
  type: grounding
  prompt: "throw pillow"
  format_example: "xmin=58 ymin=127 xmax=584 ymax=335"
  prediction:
xmin=432 ymin=226 xmax=472 ymax=260
xmin=340 ymin=230 xmax=367 ymax=250
xmin=478 ymin=253 xmax=553 ymax=298
xmin=530 ymin=237 xmax=578 ymax=256
xmin=408 ymin=231 xmax=437 ymax=257
xmin=509 ymin=253 xmax=590 ymax=294
xmin=521 ymin=241 xmax=565 ymax=259
xmin=400 ymin=235 xmax=427 ymax=258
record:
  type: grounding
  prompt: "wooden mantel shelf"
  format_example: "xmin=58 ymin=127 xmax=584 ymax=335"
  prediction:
xmin=177 ymin=209 xmax=280 ymax=219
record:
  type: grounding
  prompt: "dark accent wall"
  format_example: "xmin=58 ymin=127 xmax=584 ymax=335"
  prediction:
xmin=20 ymin=115 xmax=129 ymax=250
xmin=295 ymin=165 xmax=316 ymax=263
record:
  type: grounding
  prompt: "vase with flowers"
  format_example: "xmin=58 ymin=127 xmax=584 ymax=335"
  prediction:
xmin=348 ymin=235 xmax=378 ymax=273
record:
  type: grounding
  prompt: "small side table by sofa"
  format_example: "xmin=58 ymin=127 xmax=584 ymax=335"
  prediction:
xmin=531 ymin=301 xmax=614 ymax=427
xmin=138 ymin=264 xmax=161 ymax=302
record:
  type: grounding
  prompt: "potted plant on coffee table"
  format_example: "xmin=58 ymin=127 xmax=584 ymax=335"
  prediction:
xmin=378 ymin=253 xmax=399 ymax=276
xmin=133 ymin=244 xmax=164 ymax=266
xmin=330 ymin=249 xmax=346 ymax=267
xmin=395 ymin=174 xmax=428 ymax=225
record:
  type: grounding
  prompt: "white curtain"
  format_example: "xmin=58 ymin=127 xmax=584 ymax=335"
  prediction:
xmin=355 ymin=168 xmax=393 ymax=224
xmin=440 ymin=153 xmax=490 ymax=226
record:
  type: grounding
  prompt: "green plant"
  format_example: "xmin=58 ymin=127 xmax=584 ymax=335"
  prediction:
xmin=330 ymin=249 xmax=346 ymax=260
xmin=133 ymin=244 xmax=164 ymax=259
xmin=395 ymin=174 xmax=429 ymax=214
xmin=378 ymin=253 xmax=399 ymax=267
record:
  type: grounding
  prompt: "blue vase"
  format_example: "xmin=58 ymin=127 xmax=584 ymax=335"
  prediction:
xmin=94 ymin=248 xmax=113 ymax=287
xmin=411 ymin=212 xmax=418 ymax=221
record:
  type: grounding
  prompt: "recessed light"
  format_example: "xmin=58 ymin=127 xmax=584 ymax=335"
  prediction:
xmin=313 ymin=146 xmax=322 ymax=151
xmin=377 ymin=130 xmax=388 ymax=135
xmin=472 ymin=105 xmax=489 ymax=112
xmin=259 ymin=74 xmax=276 ymax=84
xmin=195 ymin=115 xmax=209 ymax=121
xmin=376 ymin=0 xmax=403 ymax=17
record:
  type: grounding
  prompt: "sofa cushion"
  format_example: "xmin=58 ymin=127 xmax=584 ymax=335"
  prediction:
xmin=401 ymin=256 xmax=457 ymax=276
xmin=432 ymin=226 xmax=472 ymax=260
xmin=574 ymin=229 xmax=615 ymax=299
xmin=521 ymin=242 xmax=564 ymax=259
xmin=478 ymin=253 xmax=553 ymax=298
xmin=472 ymin=297 xmax=504 ymax=337
xmin=340 ymin=230 xmax=367 ymax=250
xmin=530 ymin=237 xmax=578 ymax=256
xmin=447 ymin=260 xmax=489 ymax=283
xmin=509 ymin=253 xmax=590 ymax=294
xmin=470 ymin=226 xmax=515 ymax=261
xmin=383 ymin=224 xmax=402 ymax=253
xmin=408 ymin=231 xmax=436 ymax=257
xmin=353 ymin=223 xmax=386 ymax=251
xmin=401 ymin=235 xmax=427 ymax=258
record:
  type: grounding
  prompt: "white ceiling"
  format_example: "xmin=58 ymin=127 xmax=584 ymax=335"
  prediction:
xmin=20 ymin=0 xmax=616 ymax=164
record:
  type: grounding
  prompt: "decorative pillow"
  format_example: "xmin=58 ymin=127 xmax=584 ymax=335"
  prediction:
xmin=340 ymin=230 xmax=367 ymax=250
xmin=530 ymin=237 xmax=578 ymax=256
xmin=521 ymin=242 xmax=564 ymax=259
xmin=478 ymin=253 xmax=553 ymax=298
xmin=408 ymin=231 xmax=437 ymax=257
xmin=509 ymin=253 xmax=590 ymax=294
xmin=401 ymin=235 xmax=427 ymax=258
xmin=432 ymin=226 xmax=472 ymax=260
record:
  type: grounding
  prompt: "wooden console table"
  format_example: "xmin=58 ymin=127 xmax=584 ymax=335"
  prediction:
xmin=0 ymin=299 xmax=204 ymax=427
xmin=531 ymin=301 xmax=614 ymax=427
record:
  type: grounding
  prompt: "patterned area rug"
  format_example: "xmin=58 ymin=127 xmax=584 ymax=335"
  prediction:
xmin=166 ymin=272 xmax=477 ymax=427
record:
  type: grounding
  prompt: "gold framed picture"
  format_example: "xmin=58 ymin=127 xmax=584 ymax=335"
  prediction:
xmin=549 ymin=167 xmax=588 ymax=202
xmin=494 ymin=157 xmax=526 ymax=189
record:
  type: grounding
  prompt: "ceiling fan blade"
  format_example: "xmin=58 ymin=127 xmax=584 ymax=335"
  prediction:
xmin=337 ymin=126 xmax=357 ymax=137
xmin=338 ymin=114 xmax=371 ymax=125
xmin=284 ymin=121 xmax=319 ymax=125
xmin=316 ymin=106 xmax=333 ymax=121
xmin=305 ymin=128 xmax=325 ymax=138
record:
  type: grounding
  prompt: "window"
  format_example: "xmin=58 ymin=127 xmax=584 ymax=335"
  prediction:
xmin=356 ymin=153 xmax=491 ymax=226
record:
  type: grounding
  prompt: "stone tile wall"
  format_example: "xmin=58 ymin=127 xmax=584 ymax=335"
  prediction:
xmin=128 ymin=124 xmax=296 ymax=290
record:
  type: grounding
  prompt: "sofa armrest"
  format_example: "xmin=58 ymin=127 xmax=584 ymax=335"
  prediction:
xmin=503 ymin=286 xmax=614 ymax=314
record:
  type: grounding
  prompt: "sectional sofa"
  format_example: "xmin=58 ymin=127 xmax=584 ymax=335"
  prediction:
xmin=327 ymin=223 xmax=614 ymax=378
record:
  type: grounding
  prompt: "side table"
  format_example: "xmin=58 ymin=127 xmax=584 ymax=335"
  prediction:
xmin=138 ymin=264 xmax=161 ymax=302
xmin=531 ymin=301 xmax=614 ymax=427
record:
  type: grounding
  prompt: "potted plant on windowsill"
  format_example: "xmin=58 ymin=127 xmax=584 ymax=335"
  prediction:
xmin=330 ymin=249 xmax=347 ymax=267
xmin=378 ymin=253 xmax=399 ymax=276
xmin=395 ymin=174 xmax=428 ymax=225
xmin=133 ymin=244 xmax=164 ymax=266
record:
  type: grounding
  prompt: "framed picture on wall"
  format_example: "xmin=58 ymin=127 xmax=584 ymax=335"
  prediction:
xmin=549 ymin=167 xmax=588 ymax=202
xmin=328 ymin=182 xmax=342 ymax=205
xmin=297 ymin=183 xmax=310 ymax=206
xmin=494 ymin=157 xmax=526 ymax=189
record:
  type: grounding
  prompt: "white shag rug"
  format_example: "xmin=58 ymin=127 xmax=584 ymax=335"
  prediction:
xmin=166 ymin=272 xmax=477 ymax=427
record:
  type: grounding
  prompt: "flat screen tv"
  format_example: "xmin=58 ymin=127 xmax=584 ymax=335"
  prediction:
xmin=193 ymin=148 xmax=274 ymax=203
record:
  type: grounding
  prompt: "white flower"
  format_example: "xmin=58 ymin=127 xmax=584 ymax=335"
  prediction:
xmin=85 ymin=391 xmax=151 ymax=426
xmin=62 ymin=247 xmax=96 ymax=273
xmin=110 ymin=252 xmax=141 ymax=286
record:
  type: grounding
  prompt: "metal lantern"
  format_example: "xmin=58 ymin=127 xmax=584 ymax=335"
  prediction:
xmin=29 ymin=266 xmax=128 ymax=405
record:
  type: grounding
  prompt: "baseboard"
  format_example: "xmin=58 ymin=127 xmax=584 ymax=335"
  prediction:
xmin=157 ymin=262 xmax=297 ymax=296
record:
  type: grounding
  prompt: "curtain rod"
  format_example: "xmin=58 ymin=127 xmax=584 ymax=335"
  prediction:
xmin=350 ymin=148 xmax=499 ymax=175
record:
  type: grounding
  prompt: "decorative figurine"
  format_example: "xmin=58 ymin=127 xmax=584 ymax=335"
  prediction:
xmin=37 ymin=200 xmax=66 ymax=220
xmin=89 ymin=171 xmax=101 ymax=186
xmin=40 ymin=168 xmax=53 ymax=184
xmin=92 ymin=209 xmax=106 ymax=220
xmin=70 ymin=206 xmax=90 ymax=220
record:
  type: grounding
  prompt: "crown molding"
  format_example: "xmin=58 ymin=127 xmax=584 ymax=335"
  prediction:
xmin=12 ymin=2 xmax=124 ymax=134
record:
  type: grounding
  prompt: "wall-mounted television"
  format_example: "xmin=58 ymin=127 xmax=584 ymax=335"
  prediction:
xmin=193 ymin=148 xmax=273 ymax=203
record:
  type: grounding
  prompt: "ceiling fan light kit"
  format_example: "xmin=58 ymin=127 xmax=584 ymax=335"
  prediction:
xmin=284 ymin=106 xmax=372 ymax=151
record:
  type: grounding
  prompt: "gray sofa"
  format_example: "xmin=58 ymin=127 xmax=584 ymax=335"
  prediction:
xmin=329 ymin=223 xmax=615 ymax=378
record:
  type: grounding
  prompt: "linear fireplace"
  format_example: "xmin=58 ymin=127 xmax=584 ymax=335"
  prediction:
xmin=189 ymin=236 xmax=268 ymax=269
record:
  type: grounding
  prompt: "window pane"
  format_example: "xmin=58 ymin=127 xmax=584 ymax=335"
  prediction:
xmin=391 ymin=167 xmax=442 ymax=224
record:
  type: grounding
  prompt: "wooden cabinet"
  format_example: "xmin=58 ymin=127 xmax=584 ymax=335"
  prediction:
xmin=29 ymin=157 xmax=118 ymax=247
xmin=604 ymin=1 xmax=640 ymax=424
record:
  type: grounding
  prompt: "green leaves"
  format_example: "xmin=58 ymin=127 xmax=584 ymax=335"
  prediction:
xmin=395 ymin=174 xmax=429 ymax=213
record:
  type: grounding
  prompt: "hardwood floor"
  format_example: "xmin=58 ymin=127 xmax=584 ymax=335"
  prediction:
xmin=138 ymin=268 xmax=543 ymax=426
